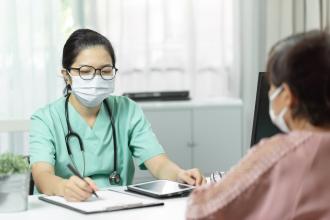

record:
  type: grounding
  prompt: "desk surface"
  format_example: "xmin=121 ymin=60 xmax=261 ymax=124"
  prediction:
xmin=0 ymin=188 xmax=188 ymax=220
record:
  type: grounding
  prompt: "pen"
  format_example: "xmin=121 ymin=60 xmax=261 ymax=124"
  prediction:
xmin=67 ymin=164 xmax=99 ymax=198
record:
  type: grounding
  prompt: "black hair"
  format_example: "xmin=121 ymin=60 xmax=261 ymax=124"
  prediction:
xmin=266 ymin=30 xmax=330 ymax=126
xmin=62 ymin=28 xmax=116 ymax=68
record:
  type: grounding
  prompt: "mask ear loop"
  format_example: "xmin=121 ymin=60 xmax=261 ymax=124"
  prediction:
xmin=63 ymin=69 xmax=72 ymax=97
xmin=63 ymin=84 xmax=71 ymax=97
xmin=269 ymin=85 xmax=291 ymax=133
xmin=269 ymin=85 xmax=284 ymax=101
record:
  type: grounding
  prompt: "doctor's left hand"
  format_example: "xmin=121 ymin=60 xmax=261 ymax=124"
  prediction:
xmin=177 ymin=168 xmax=206 ymax=186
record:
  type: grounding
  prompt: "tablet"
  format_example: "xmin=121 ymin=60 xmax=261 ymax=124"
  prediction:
xmin=127 ymin=180 xmax=195 ymax=198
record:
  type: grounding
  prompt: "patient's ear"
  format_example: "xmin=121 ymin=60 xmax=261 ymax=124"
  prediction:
xmin=282 ymin=83 xmax=297 ymax=109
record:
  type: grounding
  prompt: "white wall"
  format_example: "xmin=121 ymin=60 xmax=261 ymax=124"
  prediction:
xmin=239 ymin=0 xmax=267 ymax=151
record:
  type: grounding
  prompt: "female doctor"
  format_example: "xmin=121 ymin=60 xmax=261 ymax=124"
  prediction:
xmin=29 ymin=29 xmax=205 ymax=202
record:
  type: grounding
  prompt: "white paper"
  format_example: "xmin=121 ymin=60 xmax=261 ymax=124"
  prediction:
xmin=42 ymin=190 xmax=158 ymax=212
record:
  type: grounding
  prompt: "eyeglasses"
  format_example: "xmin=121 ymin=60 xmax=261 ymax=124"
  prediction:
xmin=68 ymin=65 xmax=118 ymax=80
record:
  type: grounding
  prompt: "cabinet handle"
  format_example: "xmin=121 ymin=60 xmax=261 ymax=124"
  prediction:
xmin=187 ymin=141 xmax=196 ymax=148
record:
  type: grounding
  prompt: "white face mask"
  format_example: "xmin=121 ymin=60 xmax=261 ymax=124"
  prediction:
xmin=269 ymin=85 xmax=290 ymax=133
xmin=70 ymin=75 xmax=115 ymax=108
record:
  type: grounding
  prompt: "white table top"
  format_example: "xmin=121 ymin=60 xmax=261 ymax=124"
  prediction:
xmin=0 ymin=188 xmax=188 ymax=220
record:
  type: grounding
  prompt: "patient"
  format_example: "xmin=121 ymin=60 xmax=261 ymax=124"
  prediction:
xmin=186 ymin=30 xmax=330 ymax=220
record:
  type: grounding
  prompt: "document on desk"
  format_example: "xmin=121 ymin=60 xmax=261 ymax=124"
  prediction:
xmin=39 ymin=189 xmax=164 ymax=214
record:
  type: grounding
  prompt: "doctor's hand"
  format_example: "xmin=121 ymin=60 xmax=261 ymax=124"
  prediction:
xmin=61 ymin=176 xmax=98 ymax=202
xmin=176 ymin=168 xmax=207 ymax=186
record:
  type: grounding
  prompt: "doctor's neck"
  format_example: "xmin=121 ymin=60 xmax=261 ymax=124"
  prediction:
xmin=69 ymin=94 xmax=101 ymax=118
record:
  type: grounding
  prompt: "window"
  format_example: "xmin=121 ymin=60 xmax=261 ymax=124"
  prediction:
xmin=82 ymin=0 xmax=239 ymax=98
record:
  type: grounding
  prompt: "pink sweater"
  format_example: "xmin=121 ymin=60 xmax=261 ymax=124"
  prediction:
xmin=186 ymin=131 xmax=330 ymax=220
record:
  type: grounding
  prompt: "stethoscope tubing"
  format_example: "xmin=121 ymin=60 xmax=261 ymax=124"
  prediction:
xmin=64 ymin=94 xmax=119 ymax=182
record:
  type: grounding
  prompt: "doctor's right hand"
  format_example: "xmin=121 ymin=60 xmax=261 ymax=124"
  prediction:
xmin=61 ymin=176 xmax=98 ymax=202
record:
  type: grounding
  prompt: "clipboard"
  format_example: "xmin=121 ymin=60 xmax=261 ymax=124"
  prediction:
xmin=39 ymin=189 xmax=164 ymax=214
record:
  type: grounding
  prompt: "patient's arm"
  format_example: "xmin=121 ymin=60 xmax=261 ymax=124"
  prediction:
xmin=186 ymin=135 xmax=288 ymax=219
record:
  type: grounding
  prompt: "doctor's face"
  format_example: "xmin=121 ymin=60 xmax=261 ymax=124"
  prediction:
xmin=63 ymin=46 xmax=113 ymax=83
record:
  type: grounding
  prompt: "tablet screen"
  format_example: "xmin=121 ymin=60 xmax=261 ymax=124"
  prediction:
xmin=134 ymin=181 xmax=191 ymax=194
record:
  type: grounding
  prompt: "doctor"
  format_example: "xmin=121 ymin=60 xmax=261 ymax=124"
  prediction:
xmin=29 ymin=29 xmax=205 ymax=202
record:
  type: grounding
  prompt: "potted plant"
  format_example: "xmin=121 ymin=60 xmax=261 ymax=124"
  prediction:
xmin=0 ymin=153 xmax=30 ymax=212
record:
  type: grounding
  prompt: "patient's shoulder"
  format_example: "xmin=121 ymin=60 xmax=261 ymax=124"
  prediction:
xmin=186 ymin=131 xmax=313 ymax=219
xmin=234 ymin=132 xmax=308 ymax=174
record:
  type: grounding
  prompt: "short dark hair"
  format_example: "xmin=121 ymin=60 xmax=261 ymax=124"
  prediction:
xmin=266 ymin=30 xmax=330 ymax=126
xmin=62 ymin=28 xmax=116 ymax=69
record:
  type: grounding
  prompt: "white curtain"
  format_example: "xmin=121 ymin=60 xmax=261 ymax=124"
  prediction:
xmin=264 ymin=0 xmax=330 ymax=65
xmin=0 ymin=0 xmax=65 ymax=120
xmin=81 ymin=0 xmax=240 ymax=99
xmin=0 ymin=0 xmax=67 ymax=153
xmin=0 ymin=0 xmax=239 ymax=120
xmin=0 ymin=0 xmax=239 ymax=153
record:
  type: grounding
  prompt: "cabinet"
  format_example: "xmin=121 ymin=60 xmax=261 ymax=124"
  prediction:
xmin=133 ymin=98 xmax=243 ymax=183
xmin=192 ymin=106 xmax=242 ymax=175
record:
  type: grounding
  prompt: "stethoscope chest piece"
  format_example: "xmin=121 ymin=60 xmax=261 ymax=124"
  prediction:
xmin=109 ymin=171 xmax=121 ymax=185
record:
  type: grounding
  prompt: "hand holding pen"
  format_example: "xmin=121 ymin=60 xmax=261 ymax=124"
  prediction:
xmin=62 ymin=164 xmax=99 ymax=202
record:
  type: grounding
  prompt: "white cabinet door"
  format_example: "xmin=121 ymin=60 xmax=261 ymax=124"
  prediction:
xmin=192 ymin=106 xmax=242 ymax=176
xmin=133 ymin=109 xmax=193 ymax=183
xmin=143 ymin=109 xmax=193 ymax=169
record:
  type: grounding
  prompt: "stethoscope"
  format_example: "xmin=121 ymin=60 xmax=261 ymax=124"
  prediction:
xmin=64 ymin=94 xmax=121 ymax=185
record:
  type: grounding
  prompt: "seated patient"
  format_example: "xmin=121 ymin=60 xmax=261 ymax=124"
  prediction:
xmin=186 ymin=30 xmax=330 ymax=220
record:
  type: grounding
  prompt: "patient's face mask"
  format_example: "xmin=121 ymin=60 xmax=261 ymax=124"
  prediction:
xmin=268 ymin=85 xmax=290 ymax=133
xmin=70 ymin=76 xmax=115 ymax=108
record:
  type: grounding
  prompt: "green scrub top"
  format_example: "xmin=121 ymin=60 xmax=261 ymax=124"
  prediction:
xmin=29 ymin=95 xmax=164 ymax=190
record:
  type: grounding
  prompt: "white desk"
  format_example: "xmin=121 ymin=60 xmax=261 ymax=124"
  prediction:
xmin=0 ymin=188 xmax=188 ymax=220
